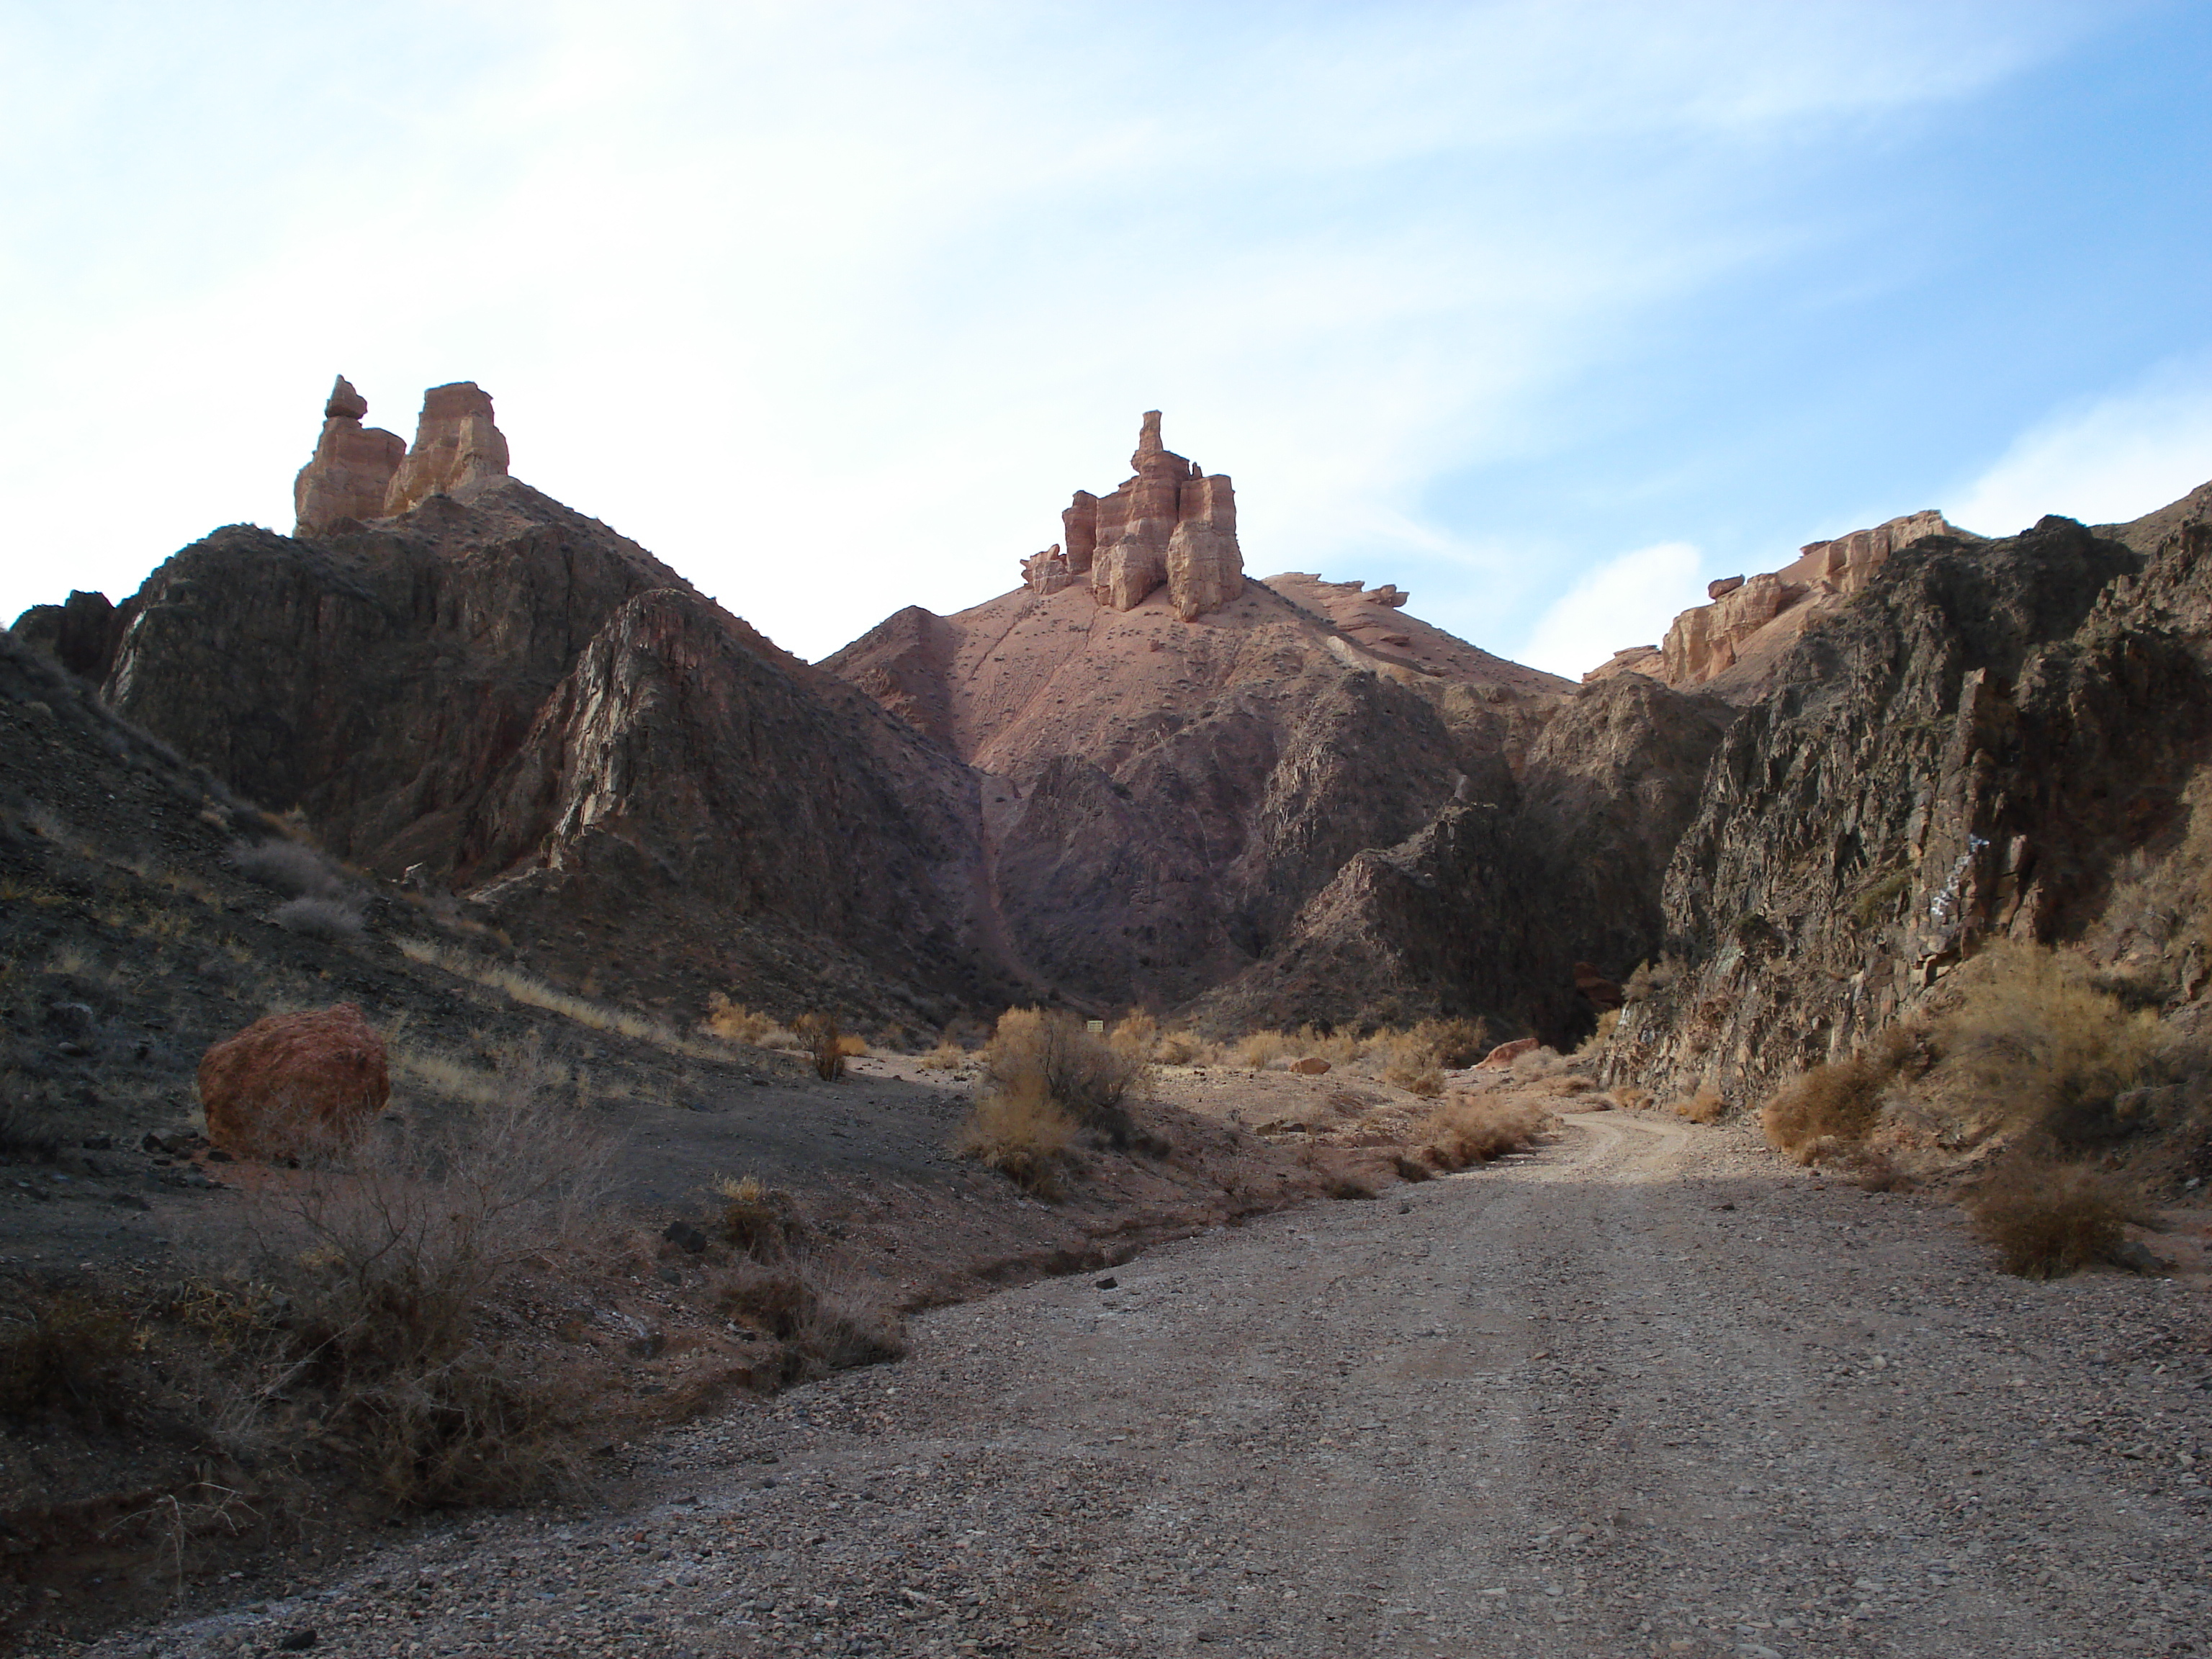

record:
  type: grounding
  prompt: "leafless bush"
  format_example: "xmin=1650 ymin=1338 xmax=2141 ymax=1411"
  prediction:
xmin=1110 ymin=1010 xmax=1159 ymax=1058
xmin=1963 ymin=1148 xmax=2144 ymax=1279
xmin=0 ymin=1087 xmax=66 ymax=1162
xmin=1238 ymin=1030 xmax=1298 ymax=1071
xmin=229 ymin=1092 xmax=611 ymax=1506
xmin=272 ymin=894 xmax=364 ymax=939
xmin=1936 ymin=942 xmax=2161 ymax=1146
xmin=792 ymin=1012 xmax=848 ymax=1081
xmin=1622 ymin=955 xmax=1680 ymax=1004
xmin=226 ymin=837 xmax=349 ymax=900
xmin=1421 ymin=1095 xmax=1547 ymax=1169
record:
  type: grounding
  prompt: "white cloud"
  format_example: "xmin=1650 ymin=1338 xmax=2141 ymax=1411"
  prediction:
xmin=1516 ymin=541 xmax=1704 ymax=680
xmin=1950 ymin=361 xmax=2212 ymax=537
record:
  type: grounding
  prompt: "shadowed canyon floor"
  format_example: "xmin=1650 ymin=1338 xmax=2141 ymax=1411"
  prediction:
xmin=58 ymin=1112 xmax=2211 ymax=1659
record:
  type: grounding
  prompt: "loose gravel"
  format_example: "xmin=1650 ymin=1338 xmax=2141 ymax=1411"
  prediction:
xmin=64 ymin=1111 xmax=2212 ymax=1659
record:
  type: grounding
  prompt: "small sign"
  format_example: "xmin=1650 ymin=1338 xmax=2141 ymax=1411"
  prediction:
xmin=1085 ymin=1019 xmax=1105 ymax=1034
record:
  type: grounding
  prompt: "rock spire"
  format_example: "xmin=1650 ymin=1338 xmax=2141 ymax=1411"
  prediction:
xmin=292 ymin=375 xmax=406 ymax=534
xmin=1030 ymin=412 xmax=1244 ymax=619
xmin=292 ymin=377 xmax=512 ymax=535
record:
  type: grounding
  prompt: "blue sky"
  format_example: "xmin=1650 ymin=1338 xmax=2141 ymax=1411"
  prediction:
xmin=4 ymin=1 xmax=2209 ymax=675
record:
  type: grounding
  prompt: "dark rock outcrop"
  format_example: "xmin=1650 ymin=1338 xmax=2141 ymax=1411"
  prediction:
xmin=1606 ymin=498 xmax=2212 ymax=1105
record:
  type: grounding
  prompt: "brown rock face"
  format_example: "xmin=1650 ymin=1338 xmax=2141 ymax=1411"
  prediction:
xmin=197 ymin=1003 xmax=390 ymax=1159
xmin=1021 ymin=545 xmax=1074 ymax=595
xmin=1051 ymin=413 xmax=1246 ymax=617
xmin=293 ymin=374 xmax=406 ymax=534
xmin=1650 ymin=510 xmax=1973 ymax=700
xmin=383 ymin=382 xmax=511 ymax=515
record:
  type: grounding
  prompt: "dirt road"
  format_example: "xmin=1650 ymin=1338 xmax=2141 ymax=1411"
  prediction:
xmin=73 ymin=1111 xmax=2211 ymax=1659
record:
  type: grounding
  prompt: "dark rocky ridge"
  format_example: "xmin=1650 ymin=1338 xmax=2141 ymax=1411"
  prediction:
xmin=36 ymin=477 xmax=1020 ymax=1028
xmin=1606 ymin=492 xmax=2212 ymax=1104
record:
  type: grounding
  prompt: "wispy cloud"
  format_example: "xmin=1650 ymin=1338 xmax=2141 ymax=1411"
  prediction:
xmin=1517 ymin=541 xmax=1704 ymax=680
xmin=1949 ymin=357 xmax=2212 ymax=536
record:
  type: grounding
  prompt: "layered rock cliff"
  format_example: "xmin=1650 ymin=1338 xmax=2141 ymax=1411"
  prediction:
xmin=1034 ymin=413 xmax=1246 ymax=621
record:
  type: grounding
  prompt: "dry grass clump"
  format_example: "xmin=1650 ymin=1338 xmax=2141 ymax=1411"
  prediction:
xmin=1573 ymin=1009 xmax=1621 ymax=1058
xmin=1762 ymin=1055 xmax=1891 ymax=1163
xmin=229 ymin=1092 xmax=611 ymax=1507
xmin=712 ymin=1173 xmax=806 ymax=1259
xmin=1673 ymin=1084 xmax=1727 ymax=1124
xmin=1622 ymin=955 xmax=1680 ymax=1003
xmin=1379 ymin=1017 xmax=1492 ymax=1089
xmin=1934 ymin=942 xmax=2161 ymax=1146
xmin=915 ymin=1038 xmax=969 ymax=1071
xmin=703 ymin=992 xmax=775 ymax=1045
xmin=1390 ymin=1064 xmax=1445 ymax=1098
xmin=396 ymin=938 xmax=716 ymax=1057
xmin=1292 ymin=1023 xmax=1368 ymax=1064
xmin=952 ymin=1077 xmax=1077 ymax=1197
xmin=1963 ymin=1149 xmax=2145 ymax=1279
xmin=1421 ymin=1095 xmax=1547 ymax=1169
xmin=1110 ymin=1010 xmax=1159 ymax=1057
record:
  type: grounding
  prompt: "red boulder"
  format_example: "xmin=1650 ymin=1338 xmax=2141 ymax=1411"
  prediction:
xmin=198 ymin=1003 xmax=390 ymax=1159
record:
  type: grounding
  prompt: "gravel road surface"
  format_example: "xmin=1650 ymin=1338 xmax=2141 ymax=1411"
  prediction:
xmin=74 ymin=1110 xmax=2212 ymax=1659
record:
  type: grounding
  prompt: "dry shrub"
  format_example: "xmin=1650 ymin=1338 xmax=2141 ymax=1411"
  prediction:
xmin=1389 ymin=1064 xmax=1445 ymax=1098
xmin=1573 ymin=1009 xmax=1621 ymax=1058
xmin=1238 ymin=1030 xmax=1298 ymax=1071
xmin=711 ymin=1260 xmax=905 ymax=1382
xmin=1622 ymin=956 xmax=1680 ymax=1003
xmin=1110 ymin=1010 xmax=1160 ymax=1058
xmin=1154 ymin=1028 xmax=1212 ymax=1066
xmin=1964 ymin=1149 xmax=2144 ymax=1279
xmin=1325 ymin=1174 xmax=1378 ymax=1200
xmin=982 ymin=1007 xmax=1146 ymax=1143
xmin=1293 ymin=1023 xmax=1367 ymax=1064
xmin=1391 ymin=1154 xmax=1434 ymax=1182
xmin=231 ymin=1092 xmax=611 ymax=1507
xmin=1849 ymin=1147 xmax=1915 ymax=1193
xmin=951 ymin=1076 xmax=1076 ymax=1197
xmin=1762 ymin=1056 xmax=1889 ymax=1163
xmin=703 ymin=992 xmax=774 ymax=1045
xmin=1532 ymin=1074 xmax=1598 ymax=1098
xmin=1672 ymin=1084 xmax=1727 ymax=1124
xmin=712 ymin=1174 xmax=805 ymax=1259
xmin=0 ymin=1289 xmax=140 ymax=1421
xmin=791 ymin=1012 xmax=848 ymax=1081
xmin=226 ymin=837 xmax=350 ymax=899
xmin=1935 ymin=941 xmax=2161 ymax=1146
xmin=1422 ymin=1095 xmax=1547 ymax=1169
xmin=272 ymin=894 xmax=364 ymax=939
xmin=915 ymin=1039 xmax=968 ymax=1071
xmin=1616 ymin=1084 xmax=1653 ymax=1111
xmin=835 ymin=1033 xmax=870 ymax=1059
xmin=0 ymin=1089 xmax=66 ymax=1161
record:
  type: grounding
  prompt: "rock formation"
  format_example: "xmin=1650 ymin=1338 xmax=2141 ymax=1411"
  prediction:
xmin=1586 ymin=509 xmax=1975 ymax=701
xmin=383 ymin=381 xmax=511 ymax=515
xmin=1053 ymin=413 xmax=1246 ymax=619
xmin=292 ymin=375 xmax=407 ymax=534
xmin=1605 ymin=493 xmax=2212 ymax=1107
xmin=197 ymin=1003 xmax=390 ymax=1159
